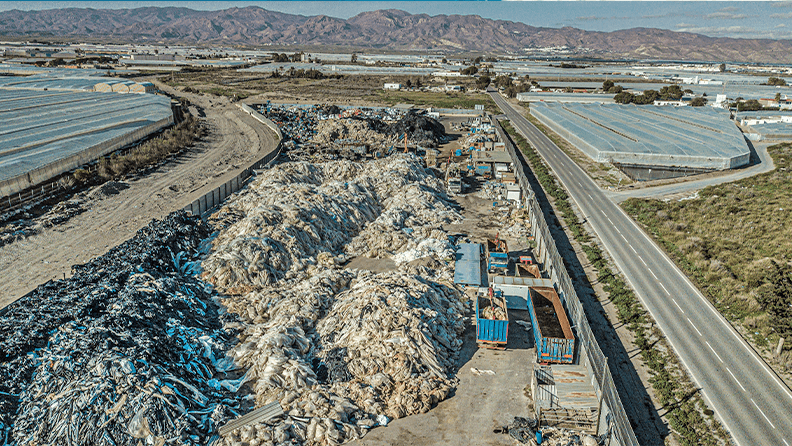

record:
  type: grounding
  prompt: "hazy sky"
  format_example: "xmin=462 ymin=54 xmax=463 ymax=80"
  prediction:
xmin=2 ymin=1 xmax=792 ymax=39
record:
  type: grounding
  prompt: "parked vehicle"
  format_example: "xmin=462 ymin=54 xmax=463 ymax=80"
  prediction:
xmin=527 ymin=286 xmax=575 ymax=363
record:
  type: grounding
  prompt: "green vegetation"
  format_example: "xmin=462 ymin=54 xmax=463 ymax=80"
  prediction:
xmin=501 ymin=120 xmax=728 ymax=446
xmin=622 ymin=142 xmax=792 ymax=367
xmin=736 ymin=99 xmax=762 ymax=112
xmin=767 ymin=77 xmax=788 ymax=86
xmin=690 ymin=97 xmax=708 ymax=107
xmin=369 ymin=90 xmax=498 ymax=113
xmin=614 ymin=85 xmax=684 ymax=105
xmin=602 ymin=80 xmax=623 ymax=94
xmin=461 ymin=66 xmax=478 ymax=76
xmin=98 ymin=115 xmax=205 ymax=180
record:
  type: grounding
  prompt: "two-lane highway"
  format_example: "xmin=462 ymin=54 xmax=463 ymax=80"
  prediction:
xmin=491 ymin=92 xmax=792 ymax=446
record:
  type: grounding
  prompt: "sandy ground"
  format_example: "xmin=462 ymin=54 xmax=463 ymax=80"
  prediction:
xmin=0 ymin=82 xmax=279 ymax=309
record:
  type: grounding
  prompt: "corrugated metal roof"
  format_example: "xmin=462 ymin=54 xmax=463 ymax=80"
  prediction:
xmin=454 ymin=243 xmax=483 ymax=286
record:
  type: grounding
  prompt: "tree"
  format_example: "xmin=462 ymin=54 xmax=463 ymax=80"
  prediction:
xmin=461 ymin=66 xmax=478 ymax=76
xmin=768 ymin=77 xmax=787 ymax=86
xmin=405 ymin=78 xmax=412 ymax=89
xmin=659 ymin=85 xmax=683 ymax=100
xmin=476 ymin=75 xmax=491 ymax=90
xmin=719 ymin=63 xmax=726 ymax=72
xmin=351 ymin=53 xmax=358 ymax=63
xmin=494 ymin=75 xmax=513 ymax=89
xmin=441 ymin=58 xmax=448 ymax=64
xmin=777 ymin=92 xmax=783 ymax=104
xmin=737 ymin=99 xmax=762 ymax=111
xmin=602 ymin=80 xmax=615 ymax=92
xmin=614 ymin=92 xmax=636 ymax=104
xmin=474 ymin=56 xmax=483 ymax=65
xmin=690 ymin=97 xmax=707 ymax=107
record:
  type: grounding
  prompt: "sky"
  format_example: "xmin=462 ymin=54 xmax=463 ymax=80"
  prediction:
xmin=2 ymin=1 xmax=792 ymax=40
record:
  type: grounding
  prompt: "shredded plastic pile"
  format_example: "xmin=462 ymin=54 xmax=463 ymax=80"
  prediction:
xmin=204 ymin=155 xmax=467 ymax=446
xmin=0 ymin=212 xmax=243 ymax=445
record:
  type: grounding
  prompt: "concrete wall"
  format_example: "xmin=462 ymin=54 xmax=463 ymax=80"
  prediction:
xmin=238 ymin=103 xmax=283 ymax=140
xmin=0 ymin=116 xmax=173 ymax=198
xmin=495 ymin=120 xmax=639 ymax=446
xmin=183 ymin=105 xmax=283 ymax=218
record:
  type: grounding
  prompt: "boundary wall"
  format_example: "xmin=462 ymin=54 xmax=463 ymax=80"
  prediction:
xmin=0 ymin=116 xmax=173 ymax=198
xmin=183 ymin=104 xmax=282 ymax=218
xmin=495 ymin=120 xmax=640 ymax=446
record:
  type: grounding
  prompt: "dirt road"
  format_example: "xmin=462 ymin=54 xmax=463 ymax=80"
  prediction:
xmin=0 ymin=83 xmax=278 ymax=309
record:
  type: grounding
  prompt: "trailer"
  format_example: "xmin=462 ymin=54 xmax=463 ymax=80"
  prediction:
xmin=486 ymin=237 xmax=509 ymax=272
xmin=516 ymin=263 xmax=541 ymax=279
xmin=476 ymin=288 xmax=509 ymax=347
xmin=527 ymin=286 xmax=575 ymax=364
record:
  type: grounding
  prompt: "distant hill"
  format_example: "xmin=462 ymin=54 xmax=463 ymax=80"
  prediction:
xmin=2 ymin=6 xmax=792 ymax=63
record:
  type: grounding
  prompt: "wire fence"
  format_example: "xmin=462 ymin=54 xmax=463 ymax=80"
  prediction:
xmin=495 ymin=120 xmax=640 ymax=446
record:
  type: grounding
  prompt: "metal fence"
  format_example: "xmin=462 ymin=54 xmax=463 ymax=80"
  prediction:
xmin=495 ymin=121 xmax=640 ymax=446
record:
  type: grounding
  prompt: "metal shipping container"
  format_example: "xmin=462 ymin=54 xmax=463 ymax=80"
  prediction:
xmin=476 ymin=288 xmax=509 ymax=345
xmin=527 ymin=286 xmax=575 ymax=363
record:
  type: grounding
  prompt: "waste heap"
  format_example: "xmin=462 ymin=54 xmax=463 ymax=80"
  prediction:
xmin=204 ymin=155 xmax=466 ymax=446
xmin=0 ymin=212 xmax=243 ymax=445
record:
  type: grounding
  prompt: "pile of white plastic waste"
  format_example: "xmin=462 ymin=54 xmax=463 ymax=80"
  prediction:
xmin=205 ymin=155 xmax=467 ymax=446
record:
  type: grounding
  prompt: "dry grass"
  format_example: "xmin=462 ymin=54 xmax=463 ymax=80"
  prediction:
xmin=623 ymin=142 xmax=792 ymax=366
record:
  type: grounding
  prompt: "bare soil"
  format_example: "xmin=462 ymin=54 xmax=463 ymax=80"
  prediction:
xmin=0 ymin=80 xmax=279 ymax=309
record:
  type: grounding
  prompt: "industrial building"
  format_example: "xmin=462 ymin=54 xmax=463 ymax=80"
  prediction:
xmin=0 ymin=89 xmax=173 ymax=197
xmin=530 ymin=102 xmax=750 ymax=179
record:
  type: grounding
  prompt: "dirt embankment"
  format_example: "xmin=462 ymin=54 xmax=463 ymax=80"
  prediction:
xmin=0 ymin=81 xmax=278 ymax=309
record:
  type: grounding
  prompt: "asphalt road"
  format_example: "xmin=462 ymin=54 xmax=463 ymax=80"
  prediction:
xmin=491 ymin=92 xmax=792 ymax=446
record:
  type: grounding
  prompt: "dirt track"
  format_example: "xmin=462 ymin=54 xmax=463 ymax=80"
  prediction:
xmin=0 ymin=82 xmax=278 ymax=309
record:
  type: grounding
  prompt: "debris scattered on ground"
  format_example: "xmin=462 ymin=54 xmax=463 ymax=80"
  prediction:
xmin=0 ymin=211 xmax=243 ymax=445
xmin=259 ymin=104 xmax=447 ymax=162
xmin=496 ymin=418 xmax=607 ymax=446
xmin=0 ymin=181 xmax=130 ymax=248
xmin=471 ymin=368 xmax=496 ymax=376
xmin=203 ymin=155 xmax=466 ymax=445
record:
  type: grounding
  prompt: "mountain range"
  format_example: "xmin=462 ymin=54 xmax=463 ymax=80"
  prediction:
xmin=2 ymin=6 xmax=792 ymax=63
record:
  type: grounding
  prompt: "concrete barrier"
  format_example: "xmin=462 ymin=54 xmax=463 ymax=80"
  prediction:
xmin=495 ymin=119 xmax=639 ymax=446
xmin=183 ymin=106 xmax=283 ymax=219
xmin=237 ymin=103 xmax=282 ymax=140
xmin=0 ymin=116 xmax=173 ymax=198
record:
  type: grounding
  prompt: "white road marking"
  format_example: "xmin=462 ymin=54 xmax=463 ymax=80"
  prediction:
xmin=782 ymin=438 xmax=789 ymax=446
xmin=600 ymin=210 xmax=607 ymax=216
xmin=500 ymin=103 xmax=792 ymax=425
xmin=638 ymin=256 xmax=647 ymax=266
xmin=687 ymin=318 xmax=702 ymax=336
xmin=629 ymin=244 xmax=637 ymax=254
xmin=752 ymin=399 xmax=775 ymax=428
xmin=706 ymin=342 xmax=724 ymax=363
xmin=728 ymin=368 xmax=747 ymax=392
xmin=672 ymin=299 xmax=684 ymax=313
xmin=587 ymin=193 xmax=593 ymax=199
xmin=659 ymin=282 xmax=670 ymax=295
xmin=620 ymin=233 xmax=628 ymax=243
xmin=615 ymin=227 xmax=621 ymax=234
xmin=649 ymin=269 xmax=658 ymax=280
xmin=577 ymin=181 xmax=582 ymax=187
xmin=606 ymin=217 xmax=614 ymax=225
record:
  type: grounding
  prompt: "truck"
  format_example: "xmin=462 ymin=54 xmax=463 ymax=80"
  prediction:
xmin=476 ymin=287 xmax=509 ymax=347
xmin=527 ymin=286 xmax=575 ymax=364
xmin=446 ymin=163 xmax=465 ymax=194
xmin=486 ymin=236 xmax=509 ymax=272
